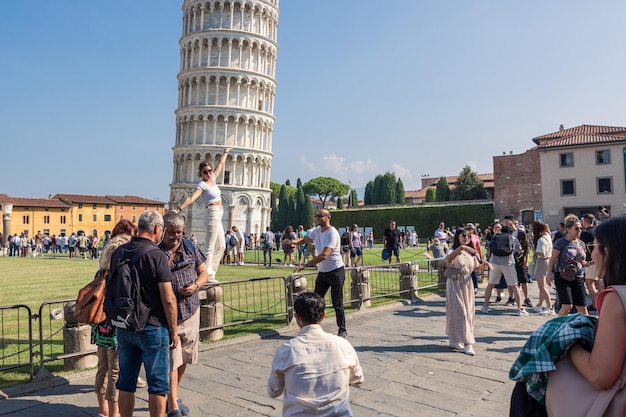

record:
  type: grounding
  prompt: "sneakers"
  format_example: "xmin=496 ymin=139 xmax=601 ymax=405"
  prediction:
xmin=506 ymin=297 xmax=515 ymax=306
xmin=495 ymin=296 xmax=502 ymax=303
xmin=480 ymin=306 xmax=491 ymax=314
xmin=523 ymin=298 xmax=533 ymax=308
xmin=167 ymin=411 xmax=183 ymax=417
xmin=539 ymin=307 xmax=556 ymax=316
xmin=516 ymin=309 xmax=529 ymax=316
xmin=448 ymin=341 xmax=463 ymax=351
xmin=177 ymin=399 xmax=189 ymax=416
xmin=338 ymin=329 xmax=348 ymax=339
xmin=136 ymin=376 xmax=146 ymax=388
xmin=588 ymin=304 xmax=597 ymax=312
xmin=464 ymin=344 xmax=475 ymax=356
xmin=533 ymin=306 xmax=544 ymax=313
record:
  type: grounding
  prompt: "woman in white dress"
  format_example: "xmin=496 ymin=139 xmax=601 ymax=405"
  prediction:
xmin=531 ymin=221 xmax=555 ymax=315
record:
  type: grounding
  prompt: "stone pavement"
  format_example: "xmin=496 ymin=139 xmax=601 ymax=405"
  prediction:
xmin=1 ymin=282 xmax=570 ymax=417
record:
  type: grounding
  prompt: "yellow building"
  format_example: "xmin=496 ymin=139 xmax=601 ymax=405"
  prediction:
xmin=0 ymin=193 xmax=166 ymax=239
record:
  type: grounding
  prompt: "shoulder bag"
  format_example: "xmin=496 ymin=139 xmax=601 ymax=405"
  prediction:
xmin=545 ymin=286 xmax=626 ymax=417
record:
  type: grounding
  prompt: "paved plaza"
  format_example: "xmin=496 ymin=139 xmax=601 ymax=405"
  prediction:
xmin=1 ymin=282 xmax=563 ymax=416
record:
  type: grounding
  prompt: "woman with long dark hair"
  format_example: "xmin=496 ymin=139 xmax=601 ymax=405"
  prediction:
xmin=445 ymin=227 xmax=479 ymax=356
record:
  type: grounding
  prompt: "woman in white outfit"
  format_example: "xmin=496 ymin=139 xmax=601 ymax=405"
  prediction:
xmin=175 ymin=148 xmax=230 ymax=283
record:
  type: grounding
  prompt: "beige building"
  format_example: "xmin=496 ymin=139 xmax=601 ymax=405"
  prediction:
xmin=534 ymin=124 xmax=626 ymax=227
xmin=0 ymin=193 xmax=165 ymax=240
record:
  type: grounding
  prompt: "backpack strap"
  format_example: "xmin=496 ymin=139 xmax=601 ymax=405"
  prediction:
xmin=129 ymin=245 xmax=161 ymax=306
xmin=181 ymin=238 xmax=195 ymax=254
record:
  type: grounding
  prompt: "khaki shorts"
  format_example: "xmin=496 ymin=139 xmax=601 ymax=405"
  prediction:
xmin=488 ymin=263 xmax=518 ymax=286
xmin=171 ymin=309 xmax=200 ymax=370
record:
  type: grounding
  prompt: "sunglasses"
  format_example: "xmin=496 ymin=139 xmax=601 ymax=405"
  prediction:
xmin=587 ymin=242 xmax=603 ymax=250
xmin=315 ymin=214 xmax=326 ymax=218
xmin=202 ymin=169 xmax=213 ymax=174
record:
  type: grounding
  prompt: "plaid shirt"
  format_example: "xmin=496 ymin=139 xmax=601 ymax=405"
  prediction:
xmin=509 ymin=313 xmax=597 ymax=404
xmin=161 ymin=238 xmax=206 ymax=321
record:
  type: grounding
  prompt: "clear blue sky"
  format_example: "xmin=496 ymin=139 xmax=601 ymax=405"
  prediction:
xmin=2 ymin=1 xmax=625 ymax=202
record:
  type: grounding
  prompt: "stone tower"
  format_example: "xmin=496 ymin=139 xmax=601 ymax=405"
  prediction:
xmin=170 ymin=0 xmax=279 ymax=250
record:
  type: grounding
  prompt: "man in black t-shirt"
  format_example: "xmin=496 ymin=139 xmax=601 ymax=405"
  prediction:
xmin=580 ymin=213 xmax=599 ymax=311
xmin=382 ymin=220 xmax=402 ymax=264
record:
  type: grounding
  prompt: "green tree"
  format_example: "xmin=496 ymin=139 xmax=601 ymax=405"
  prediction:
xmin=379 ymin=172 xmax=397 ymax=204
xmin=451 ymin=166 xmax=488 ymax=200
xmin=270 ymin=191 xmax=278 ymax=229
xmin=302 ymin=177 xmax=350 ymax=208
xmin=364 ymin=181 xmax=374 ymax=205
xmin=350 ymin=189 xmax=359 ymax=207
xmin=276 ymin=185 xmax=289 ymax=231
xmin=372 ymin=175 xmax=383 ymax=204
xmin=425 ymin=187 xmax=437 ymax=202
xmin=295 ymin=186 xmax=306 ymax=227
xmin=337 ymin=197 xmax=344 ymax=209
xmin=395 ymin=178 xmax=405 ymax=204
xmin=296 ymin=178 xmax=302 ymax=188
xmin=287 ymin=193 xmax=296 ymax=227
xmin=435 ymin=177 xmax=451 ymax=201
xmin=302 ymin=192 xmax=315 ymax=227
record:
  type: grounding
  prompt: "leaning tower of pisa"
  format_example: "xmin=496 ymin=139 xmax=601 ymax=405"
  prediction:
xmin=170 ymin=0 xmax=279 ymax=249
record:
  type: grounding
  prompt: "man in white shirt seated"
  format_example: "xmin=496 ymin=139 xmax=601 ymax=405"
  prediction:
xmin=267 ymin=292 xmax=364 ymax=417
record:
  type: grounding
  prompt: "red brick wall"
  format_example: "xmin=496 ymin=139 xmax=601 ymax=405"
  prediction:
xmin=493 ymin=149 xmax=542 ymax=221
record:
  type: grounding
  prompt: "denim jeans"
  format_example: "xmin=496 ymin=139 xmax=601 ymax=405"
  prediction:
xmin=116 ymin=325 xmax=170 ymax=394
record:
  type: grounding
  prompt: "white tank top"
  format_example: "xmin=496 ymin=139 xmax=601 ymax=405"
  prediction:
xmin=197 ymin=177 xmax=221 ymax=205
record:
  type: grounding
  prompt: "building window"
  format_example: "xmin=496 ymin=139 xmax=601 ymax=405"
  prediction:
xmin=596 ymin=150 xmax=611 ymax=165
xmin=132 ymin=215 xmax=136 ymax=223
xmin=23 ymin=215 xmax=29 ymax=224
xmin=120 ymin=205 xmax=124 ymax=210
xmin=61 ymin=208 xmax=66 ymax=212
xmin=560 ymin=153 xmax=574 ymax=167
xmin=60 ymin=215 xmax=66 ymax=224
xmin=78 ymin=214 xmax=83 ymax=222
xmin=132 ymin=205 xmax=136 ymax=211
xmin=93 ymin=203 xmax=97 ymax=209
xmin=561 ymin=179 xmax=576 ymax=196
xmin=144 ymin=205 xmax=148 ymax=211
xmin=93 ymin=214 xmax=98 ymax=221
xmin=43 ymin=228 xmax=50 ymax=235
xmin=224 ymin=171 xmax=231 ymax=184
xmin=44 ymin=208 xmax=49 ymax=212
xmin=44 ymin=215 xmax=50 ymax=224
xmin=597 ymin=177 xmax=613 ymax=194
xmin=78 ymin=203 xmax=83 ymax=209
xmin=105 ymin=204 xmax=110 ymax=209
xmin=104 ymin=214 xmax=111 ymax=222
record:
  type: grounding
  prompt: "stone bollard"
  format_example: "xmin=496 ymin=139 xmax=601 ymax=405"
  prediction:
xmin=286 ymin=274 xmax=308 ymax=323
xmin=63 ymin=301 xmax=97 ymax=371
xmin=200 ymin=284 xmax=224 ymax=341
xmin=398 ymin=262 xmax=418 ymax=299
xmin=350 ymin=268 xmax=370 ymax=309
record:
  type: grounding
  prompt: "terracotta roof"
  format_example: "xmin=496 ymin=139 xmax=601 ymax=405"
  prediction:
xmin=0 ymin=194 xmax=71 ymax=208
xmin=536 ymin=134 xmax=626 ymax=149
xmin=533 ymin=124 xmax=626 ymax=141
xmin=532 ymin=124 xmax=626 ymax=149
xmin=105 ymin=195 xmax=165 ymax=205
xmin=53 ymin=194 xmax=115 ymax=204
xmin=406 ymin=173 xmax=494 ymax=200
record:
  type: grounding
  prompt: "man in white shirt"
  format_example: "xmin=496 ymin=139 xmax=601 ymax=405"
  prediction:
xmin=293 ymin=209 xmax=347 ymax=337
xmin=267 ymin=292 xmax=363 ymax=417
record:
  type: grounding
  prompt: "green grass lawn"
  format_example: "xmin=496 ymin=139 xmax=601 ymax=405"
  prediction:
xmin=0 ymin=245 xmax=435 ymax=387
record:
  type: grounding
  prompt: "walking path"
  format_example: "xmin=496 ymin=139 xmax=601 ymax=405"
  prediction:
xmin=1 ymin=282 xmax=571 ymax=416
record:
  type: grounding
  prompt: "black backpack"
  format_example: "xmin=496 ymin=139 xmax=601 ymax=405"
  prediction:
xmin=103 ymin=245 xmax=159 ymax=332
xmin=341 ymin=232 xmax=350 ymax=246
xmin=491 ymin=234 xmax=514 ymax=256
